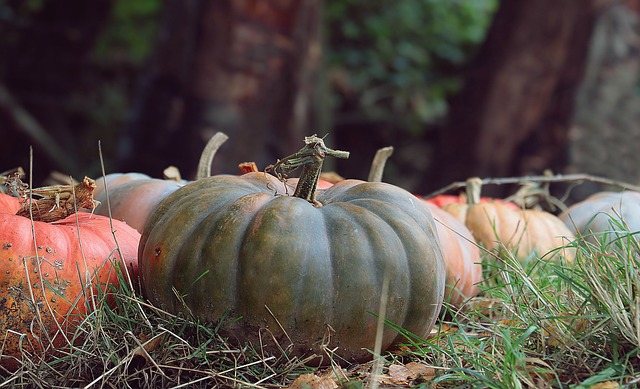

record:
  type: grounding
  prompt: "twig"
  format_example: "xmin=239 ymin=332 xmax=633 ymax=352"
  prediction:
xmin=0 ymin=84 xmax=77 ymax=173
xmin=424 ymin=174 xmax=640 ymax=198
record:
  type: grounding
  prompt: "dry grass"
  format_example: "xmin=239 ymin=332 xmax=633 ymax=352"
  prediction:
xmin=3 ymin=202 xmax=640 ymax=387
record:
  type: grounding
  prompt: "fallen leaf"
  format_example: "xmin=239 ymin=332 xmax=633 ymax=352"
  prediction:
xmin=588 ymin=381 xmax=619 ymax=389
xmin=287 ymin=373 xmax=338 ymax=389
xmin=380 ymin=362 xmax=436 ymax=385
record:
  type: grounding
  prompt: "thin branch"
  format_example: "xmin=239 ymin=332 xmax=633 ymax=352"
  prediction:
xmin=424 ymin=174 xmax=640 ymax=198
xmin=0 ymin=84 xmax=77 ymax=173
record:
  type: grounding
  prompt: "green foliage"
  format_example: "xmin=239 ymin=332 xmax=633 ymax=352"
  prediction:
xmin=325 ymin=0 xmax=497 ymax=132
xmin=93 ymin=0 xmax=161 ymax=65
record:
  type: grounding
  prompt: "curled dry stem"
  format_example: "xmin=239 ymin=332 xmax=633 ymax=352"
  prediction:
xmin=13 ymin=176 xmax=98 ymax=222
xmin=265 ymin=134 xmax=349 ymax=205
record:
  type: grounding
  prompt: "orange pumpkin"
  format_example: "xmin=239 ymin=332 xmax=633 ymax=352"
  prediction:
xmin=427 ymin=194 xmax=519 ymax=210
xmin=443 ymin=178 xmax=575 ymax=262
xmin=0 ymin=211 xmax=140 ymax=370
xmin=423 ymin=201 xmax=482 ymax=307
xmin=0 ymin=193 xmax=20 ymax=213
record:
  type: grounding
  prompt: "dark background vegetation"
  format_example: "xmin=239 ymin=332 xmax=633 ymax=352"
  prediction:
xmin=0 ymin=0 xmax=638 ymax=200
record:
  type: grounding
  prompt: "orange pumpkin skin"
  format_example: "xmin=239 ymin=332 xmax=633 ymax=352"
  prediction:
xmin=0 ymin=212 xmax=140 ymax=370
xmin=94 ymin=177 xmax=183 ymax=233
xmin=424 ymin=201 xmax=482 ymax=307
xmin=444 ymin=201 xmax=575 ymax=262
xmin=0 ymin=193 xmax=20 ymax=213
xmin=427 ymin=194 xmax=519 ymax=210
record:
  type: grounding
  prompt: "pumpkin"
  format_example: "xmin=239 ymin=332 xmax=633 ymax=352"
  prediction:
xmin=427 ymin=194 xmax=519 ymax=210
xmin=238 ymin=161 xmax=335 ymax=192
xmin=94 ymin=132 xmax=228 ymax=232
xmin=139 ymin=136 xmax=446 ymax=363
xmin=443 ymin=178 xmax=576 ymax=262
xmin=559 ymin=191 xmax=640 ymax=245
xmin=366 ymin=146 xmax=482 ymax=308
xmin=0 ymin=193 xmax=20 ymax=213
xmin=0 ymin=183 xmax=140 ymax=370
xmin=423 ymin=201 xmax=482 ymax=307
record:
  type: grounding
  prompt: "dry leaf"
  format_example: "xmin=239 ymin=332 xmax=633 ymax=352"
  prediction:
xmin=381 ymin=362 xmax=435 ymax=385
xmin=287 ymin=373 xmax=338 ymax=389
xmin=588 ymin=381 xmax=619 ymax=389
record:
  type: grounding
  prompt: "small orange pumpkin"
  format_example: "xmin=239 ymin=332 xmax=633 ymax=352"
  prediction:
xmin=0 ymin=182 xmax=140 ymax=370
xmin=423 ymin=201 xmax=482 ymax=307
xmin=443 ymin=178 xmax=575 ymax=262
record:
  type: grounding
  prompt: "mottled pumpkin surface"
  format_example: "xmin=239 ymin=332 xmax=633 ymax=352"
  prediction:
xmin=0 ymin=212 xmax=140 ymax=369
xmin=139 ymin=172 xmax=445 ymax=363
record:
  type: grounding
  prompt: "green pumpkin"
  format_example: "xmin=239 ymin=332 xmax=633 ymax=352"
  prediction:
xmin=138 ymin=137 xmax=445 ymax=363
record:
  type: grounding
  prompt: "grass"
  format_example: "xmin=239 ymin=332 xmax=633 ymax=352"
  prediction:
xmin=3 ymin=219 xmax=640 ymax=387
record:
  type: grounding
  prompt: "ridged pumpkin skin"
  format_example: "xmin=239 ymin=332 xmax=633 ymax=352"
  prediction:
xmin=560 ymin=191 xmax=640 ymax=244
xmin=139 ymin=172 xmax=445 ymax=362
xmin=444 ymin=201 xmax=576 ymax=262
xmin=423 ymin=202 xmax=482 ymax=307
xmin=0 ymin=212 xmax=140 ymax=369
xmin=94 ymin=176 xmax=183 ymax=233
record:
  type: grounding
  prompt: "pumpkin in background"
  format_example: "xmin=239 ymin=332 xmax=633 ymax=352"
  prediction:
xmin=238 ymin=161 xmax=335 ymax=192
xmin=559 ymin=191 xmax=640 ymax=245
xmin=366 ymin=146 xmax=481 ymax=308
xmin=443 ymin=178 xmax=576 ymax=262
xmin=93 ymin=133 xmax=227 ymax=233
xmin=94 ymin=177 xmax=183 ymax=233
xmin=423 ymin=201 xmax=482 ymax=308
xmin=427 ymin=194 xmax=519 ymax=210
xmin=139 ymin=136 xmax=445 ymax=363
xmin=0 ymin=186 xmax=140 ymax=370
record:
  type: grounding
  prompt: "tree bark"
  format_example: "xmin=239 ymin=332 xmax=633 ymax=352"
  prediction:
xmin=120 ymin=0 xmax=324 ymax=178
xmin=424 ymin=0 xmax=614 ymax=197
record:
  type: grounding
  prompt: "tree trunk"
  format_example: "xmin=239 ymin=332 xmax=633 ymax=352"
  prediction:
xmin=120 ymin=0 xmax=323 ymax=178
xmin=563 ymin=0 xmax=640 ymax=203
xmin=424 ymin=0 xmax=614 ymax=197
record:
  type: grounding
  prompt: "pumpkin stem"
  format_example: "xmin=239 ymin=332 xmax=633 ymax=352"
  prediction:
xmin=15 ymin=176 xmax=98 ymax=222
xmin=465 ymin=177 xmax=483 ymax=205
xmin=367 ymin=146 xmax=394 ymax=183
xmin=238 ymin=161 xmax=260 ymax=174
xmin=267 ymin=135 xmax=349 ymax=205
xmin=195 ymin=132 xmax=229 ymax=179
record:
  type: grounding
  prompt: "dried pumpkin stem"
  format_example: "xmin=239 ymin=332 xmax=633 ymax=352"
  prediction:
xmin=465 ymin=177 xmax=483 ymax=205
xmin=367 ymin=146 xmax=394 ymax=183
xmin=195 ymin=132 xmax=229 ymax=179
xmin=267 ymin=135 xmax=349 ymax=205
xmin=15 ymin=177 xmax=98 ymax=222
